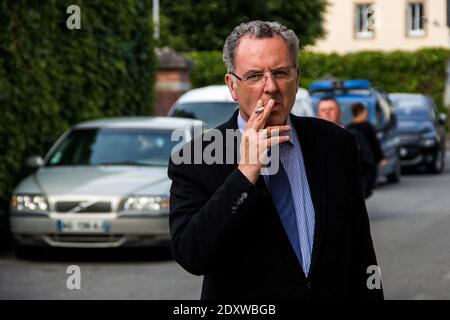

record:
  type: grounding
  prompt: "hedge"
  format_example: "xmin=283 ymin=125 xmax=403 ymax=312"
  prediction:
xmin=0 ymin=1 xmax=156 ymax=224
xmin=184 ymin=48 xmax=450 ymax=113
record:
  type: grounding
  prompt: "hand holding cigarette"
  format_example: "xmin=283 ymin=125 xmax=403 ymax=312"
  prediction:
xmin=238 ymin=99 xmax=290 ymax=184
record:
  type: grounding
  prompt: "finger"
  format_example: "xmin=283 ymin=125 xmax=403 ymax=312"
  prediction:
xmin=266 ymin=135 xmax=290 ymax=147
xmin=266 ymin=125 xmax=291 ymax=131
xmin=245 ymin=99 xmax=263 ymax=129
xmin=256 ymin=125 xmax=290 ymax=140
xmin=257 ymin=128 xmax=268 ymax=140
xmin=243 ymin=135 xmax=250 ymax=165
xmin=266 ymin=125 xmax=291 ymax=135
xmin=256 ymin=99 xmax=275 ymax=128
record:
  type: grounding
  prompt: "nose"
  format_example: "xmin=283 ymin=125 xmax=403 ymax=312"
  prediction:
xmin=263 ymin=72 xmax=278 ymax=94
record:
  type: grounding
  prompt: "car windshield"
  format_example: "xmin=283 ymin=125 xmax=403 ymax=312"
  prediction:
xmin=333 ymin=100 xmax=357 ymax=125
xmin=46 ymin=128 xmax=180 ymax=167
xmin=392 ymin=99 xmax=431 ymax=121
xmin=171 ymin=102 xmax=238 ymax=128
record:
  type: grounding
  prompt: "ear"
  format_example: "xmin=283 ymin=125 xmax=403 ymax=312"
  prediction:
xmin=225 ymin=74 xmax=239 ymax=101
xmin=295 ymin=67 xmax=301 ymax=93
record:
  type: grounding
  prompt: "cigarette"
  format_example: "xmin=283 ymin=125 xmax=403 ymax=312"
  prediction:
xmin=255 ymin=107 xmax=264 ymax=114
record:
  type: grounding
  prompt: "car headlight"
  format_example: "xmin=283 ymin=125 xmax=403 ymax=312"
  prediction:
xmin=420 ymin=137 xmax=436 ymax=147
xmin=420 ymin=139 xmax=436 ymax=147
xmin=119 ymin=195 xmax=170 ymax=213
xmin=11 ymin=194 xmax=49 ymax=212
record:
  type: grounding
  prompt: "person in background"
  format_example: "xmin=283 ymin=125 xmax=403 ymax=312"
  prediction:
xmin=316 ymin=98 xmax=381 ymax=198
xmin=347 ymin=102 xmax=388 ymax=167
xmin=316 ymin=96 xmax=342 ymax=126
xmin=347 ymin=102 xmax=388 ymax=198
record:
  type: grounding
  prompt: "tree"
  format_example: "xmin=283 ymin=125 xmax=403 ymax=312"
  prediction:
xmin=0 ymin=0 xmax=156 ymax=226
xmin=158 ymin=0 xmax=327 ymax=51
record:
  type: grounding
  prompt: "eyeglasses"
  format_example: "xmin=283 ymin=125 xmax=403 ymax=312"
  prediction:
xmin=229 ymin=66 xmax=297 ymax=87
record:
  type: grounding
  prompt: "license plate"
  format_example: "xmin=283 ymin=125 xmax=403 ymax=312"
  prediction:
xmin=56 ymin=219 xmax=110 ymax=233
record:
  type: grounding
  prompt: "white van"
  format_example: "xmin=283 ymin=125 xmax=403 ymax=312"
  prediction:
xmin=168 ymin=85 xmax=313 ymax=128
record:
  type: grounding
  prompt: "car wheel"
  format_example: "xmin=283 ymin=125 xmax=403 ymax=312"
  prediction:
xmin=428 ymin=148 xmax=445 ymax=174
xmin=387 ymin=157 xmax=401 ymax=183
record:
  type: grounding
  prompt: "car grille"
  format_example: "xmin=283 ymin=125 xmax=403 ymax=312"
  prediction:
xmin=48 ymin=234 xmax=124 ymax=243
xmin=44 ymin=234 xmax=127 ymax=247
xmin=55 ymin=201 xmax=112 ymax=213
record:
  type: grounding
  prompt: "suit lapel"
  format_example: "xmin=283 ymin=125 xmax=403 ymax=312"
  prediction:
xmin=290 ymin=115 xmax=328 ymax=277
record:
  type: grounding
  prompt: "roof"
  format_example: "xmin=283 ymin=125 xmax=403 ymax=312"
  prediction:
xmin=310 ymin=79 xmax=372 ymax=93
xmin=175 ymin=85 xmax=310 ymax=105
xmin=175 ymin=85 xmax=236 ymax=104
xmin=75 ymin=116 xmax=202 ymax=130
xmin=155 ymin=47 xmax=193 ymax=70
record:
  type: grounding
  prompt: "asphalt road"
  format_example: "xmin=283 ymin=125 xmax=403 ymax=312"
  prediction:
xmin=1 ymin=153 xmax=450 ymax=300
xmin=367 ymin=152 xmax=450 ymax=300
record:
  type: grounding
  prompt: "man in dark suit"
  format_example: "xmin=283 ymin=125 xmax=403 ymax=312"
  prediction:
xmin=168 ymin=21 xmax=384 ymax=300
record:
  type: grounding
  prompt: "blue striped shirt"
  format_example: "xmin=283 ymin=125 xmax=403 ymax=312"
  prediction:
xmin=237 ymin=113 xmax=316 ymax=275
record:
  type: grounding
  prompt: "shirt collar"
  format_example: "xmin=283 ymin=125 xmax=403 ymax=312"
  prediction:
xmin=237 ymin=111 xmax=294 ymax=145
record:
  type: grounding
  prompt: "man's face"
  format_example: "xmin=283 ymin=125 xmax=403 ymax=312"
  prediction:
xmin=317 ymin=100 xmax=341 ymax=124
xmin=361 ymin=109 xmax=368 ymax=120
xmin=225 ymin=35 xmax=298 ymax=126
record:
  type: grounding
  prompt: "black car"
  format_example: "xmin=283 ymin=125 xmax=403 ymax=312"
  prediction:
xmin=389 ymin=93 xmax=447 ymax=173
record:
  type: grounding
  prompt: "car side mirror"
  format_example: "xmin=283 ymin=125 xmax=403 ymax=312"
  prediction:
xmin=26 ymin=155 xmax=44 ymax=168
xmin=438 ymin=113 xmax=447 ymax=125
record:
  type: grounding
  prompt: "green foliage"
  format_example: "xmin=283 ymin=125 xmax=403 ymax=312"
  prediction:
xmin=0 ymin=0 xmax=156 ymax=220
xmin=158 ymin=0 xmax=327 ymax=51
xmin=185 ymin=49 xmax=450 ymax=113
xmin=184 ymin=51 xmax=226 ymax=88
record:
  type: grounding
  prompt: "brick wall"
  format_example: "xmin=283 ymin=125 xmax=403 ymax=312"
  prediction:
xmin=154 ymin=47 xmax=193 ymax=115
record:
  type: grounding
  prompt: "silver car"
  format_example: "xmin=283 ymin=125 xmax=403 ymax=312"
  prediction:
xmin=10 ymin=117 xmax=205 ymax=253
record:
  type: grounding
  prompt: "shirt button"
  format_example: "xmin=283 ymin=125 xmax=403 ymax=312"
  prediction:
xmin=241 ymin=192 xmax=248 ymax=199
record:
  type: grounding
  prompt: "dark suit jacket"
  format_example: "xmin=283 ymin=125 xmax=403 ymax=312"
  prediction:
xmin=168 ymin=111 xmax=384 ymax=300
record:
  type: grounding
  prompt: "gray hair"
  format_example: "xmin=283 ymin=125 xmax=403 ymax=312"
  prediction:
xmin=223 ymin=20 xmax=299 ymax=72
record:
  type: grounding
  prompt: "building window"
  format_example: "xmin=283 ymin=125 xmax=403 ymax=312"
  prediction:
xmin=407 ymin=2 xmax=425 ymax=36
xmin=355 ymin=4 xmax=376 ymax=38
